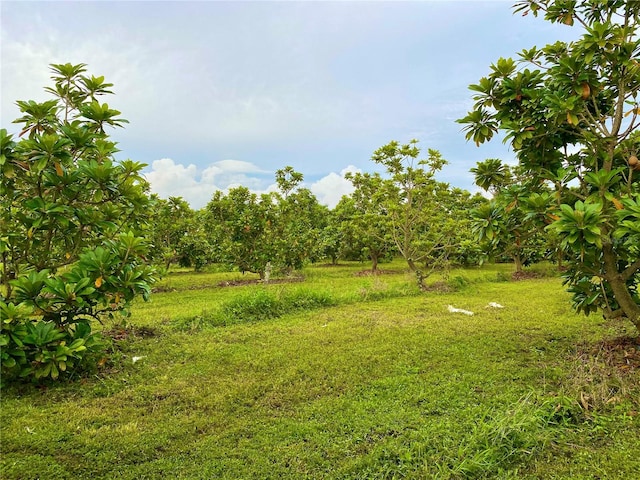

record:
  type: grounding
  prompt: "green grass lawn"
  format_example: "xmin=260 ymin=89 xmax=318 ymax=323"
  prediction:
xmin=2 ymin=261 xmax=639 ymax=479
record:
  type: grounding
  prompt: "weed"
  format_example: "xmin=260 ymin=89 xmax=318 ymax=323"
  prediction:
xmin=219 ymin=288 xmax=284 ymax=324
xmin=438 ymin=396 xmax=550 ymax=478
xmin=495 ymin=271 xmax=511 ymax=282
xmin=447 ymin=275 xmax=471 ymax=291
xmin=174 ymin=287 xmax=338 ymax=329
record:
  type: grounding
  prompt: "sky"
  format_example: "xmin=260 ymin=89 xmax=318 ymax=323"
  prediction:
xmin=1 ymin=0 xmax=584 ymax=209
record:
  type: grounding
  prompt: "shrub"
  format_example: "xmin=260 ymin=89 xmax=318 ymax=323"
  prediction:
xmin=0 ymin=63 xmax=156 ymax=382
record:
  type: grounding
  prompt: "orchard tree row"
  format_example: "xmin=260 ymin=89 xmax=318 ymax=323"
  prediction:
xmin=147 ymin=146 xmax=493 ymax=288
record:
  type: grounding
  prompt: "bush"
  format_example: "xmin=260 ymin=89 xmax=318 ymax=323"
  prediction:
xmin=447 ymin=275 xmax=471 ymax=291
xmin=1 ymin=309 xmax=104 ymax=382
xmin=0 ymin=63 xmax=156 ymax=382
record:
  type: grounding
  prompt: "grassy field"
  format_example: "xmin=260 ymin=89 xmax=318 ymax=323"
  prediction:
xmin=1 ymin=261 xmax=639 ymax=479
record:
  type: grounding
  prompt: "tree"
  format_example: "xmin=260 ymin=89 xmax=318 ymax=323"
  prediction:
xmin=205 ymin=186 xmax=274 ymax=278
xmin=458 ymin=1 xmax=640 ymax=329
xmin=175 ymin=209 xmax=212 ymax=271
xmin=341 ymin=173 xmax=395 ymax=271
xmin=371 ymin=141 xmax=449 ymax=274
xmin=1 ymin=63 xmax=156 ymax=381
xmin=366 ymin=140 xmax=466 ymax=287
xmin=470 ymin=159 xmax=551 ymax=273
xmin=271 ymin=168 xmax=328 ymax=274
xmin=437 ymin=187 xmax=488 ymax=268
xmin=315 ymin=208 xmax=345 ymax=265
xmin=204 ymin=167 xmax=325 ymax=278
xmin=149 ymin=196 xmax=193 ymax=270
xmin=148 ymin=196 xmax=211 ymax=271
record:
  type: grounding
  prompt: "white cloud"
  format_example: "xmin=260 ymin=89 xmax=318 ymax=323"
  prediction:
xmin=2 ymin=0 xmax=586 ymax=199
xmin=144 ymin=158 xmax=219 ymax=209
xmin=310 ymin=166 xmax=360 ymax=208
xmin=0 ymin=15 xmax=157 ymax=130
xmin=145 ymin=159 xmax=359 ymax=210
xmin=144 ymin=158 xmax=272 ymax=209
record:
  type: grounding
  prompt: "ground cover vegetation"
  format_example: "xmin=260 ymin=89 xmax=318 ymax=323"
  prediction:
xmin=2 ymin=0 xmax=639 ymax=477
xmin=1 ymin=262 xmax=639 ymax=479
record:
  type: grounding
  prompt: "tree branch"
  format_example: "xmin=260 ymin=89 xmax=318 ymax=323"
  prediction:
xmin=622 ymin=259 xmax=640 ymax=281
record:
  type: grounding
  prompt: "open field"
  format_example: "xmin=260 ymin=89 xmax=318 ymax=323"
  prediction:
xmin=2 ymin=261 xmax=639 ymax=479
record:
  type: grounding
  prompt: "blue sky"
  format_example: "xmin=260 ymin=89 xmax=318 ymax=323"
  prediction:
xmin=1 ymin=0 xmax=583 ymax=208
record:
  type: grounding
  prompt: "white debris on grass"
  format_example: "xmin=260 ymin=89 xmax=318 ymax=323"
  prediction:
xmin=487 ymin=302 xmax=504 ymax=308
xmin=447 ymin=305 xmax=474 ymax=316
xmin=132 ymin=356 xmax=146 ymax=364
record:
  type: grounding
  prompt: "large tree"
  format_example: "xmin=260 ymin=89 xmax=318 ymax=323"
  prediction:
xmin=204 ymin=167 xmax=325 ymax=278
xmin=1 ymin=63 xmax=156 ymax=381
xmin=471 ymin=159 xmax=551 ymax=273
xmin=366 ymin=140 xmax=464 ymax=286
xmin=458 ymin=1 xmax=640 ymax=329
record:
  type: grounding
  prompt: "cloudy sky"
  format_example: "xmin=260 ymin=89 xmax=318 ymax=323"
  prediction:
xmin=1 ymin=0 xmax=583 ymax=208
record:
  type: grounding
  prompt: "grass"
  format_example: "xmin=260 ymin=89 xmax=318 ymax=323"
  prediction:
xmin=1 ymin=260 xmax=639 ymax=479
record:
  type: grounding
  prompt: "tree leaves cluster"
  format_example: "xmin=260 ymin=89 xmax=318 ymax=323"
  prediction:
xmin=203 ymin=168 xmax=328 ymax=278
xmin=470 ymin=159 xmax=554 ymax=272
xmin=1 ymin=64 xmax=156 ymax=382
xmin=459 ymin=0 xmax=640 ymax=329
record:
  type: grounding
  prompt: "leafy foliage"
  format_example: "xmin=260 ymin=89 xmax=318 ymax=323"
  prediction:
xmin=459 ymin=1 xmax=640 ymax=329
xmin=348 ymin=140 xmax=479 ymax=284
xmin=0 ymin=63 xmax=156 ymax=382
xmin=338 ymin=174 xmax=396 ymax=271
xmin=470 ymin=160 xmax=553 ymax=272
xmin=148 ymin=196 xmax=210 ymax=271
xmin=204 ymin=168 xmax=327 ymax=278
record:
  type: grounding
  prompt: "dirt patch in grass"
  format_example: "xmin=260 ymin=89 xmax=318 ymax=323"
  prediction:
xmin=152 ymin=277 xmax=305 ymax=293
xmin=511 ymin=271 xmax=541 ymax=281
xmin=104 ymin=325 xmax=160 ymax=342
xmin=151 ymin=285 xmax=178 ymax=293
xmin=579 ymin=335 xmax=640 ymax=372
xmin=567 ymin=335 xmax=640 ymax=412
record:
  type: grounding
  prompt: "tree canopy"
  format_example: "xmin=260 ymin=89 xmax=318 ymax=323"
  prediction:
xmin=458 ymin=0 xmax=640 ymax=329
xmin=1 ymin=63 xmax=156 ymax=381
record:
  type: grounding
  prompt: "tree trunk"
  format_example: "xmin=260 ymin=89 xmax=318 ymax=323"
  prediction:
xmin=371 ymin=253 xmax=379 ymax=272
xmin=513 ymin=253 xmax=523 ymax=274
xmin=603 ymin=244 xmax=640 ymax=331
xmin=407 ymin=258 xmax=417 ymax=272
